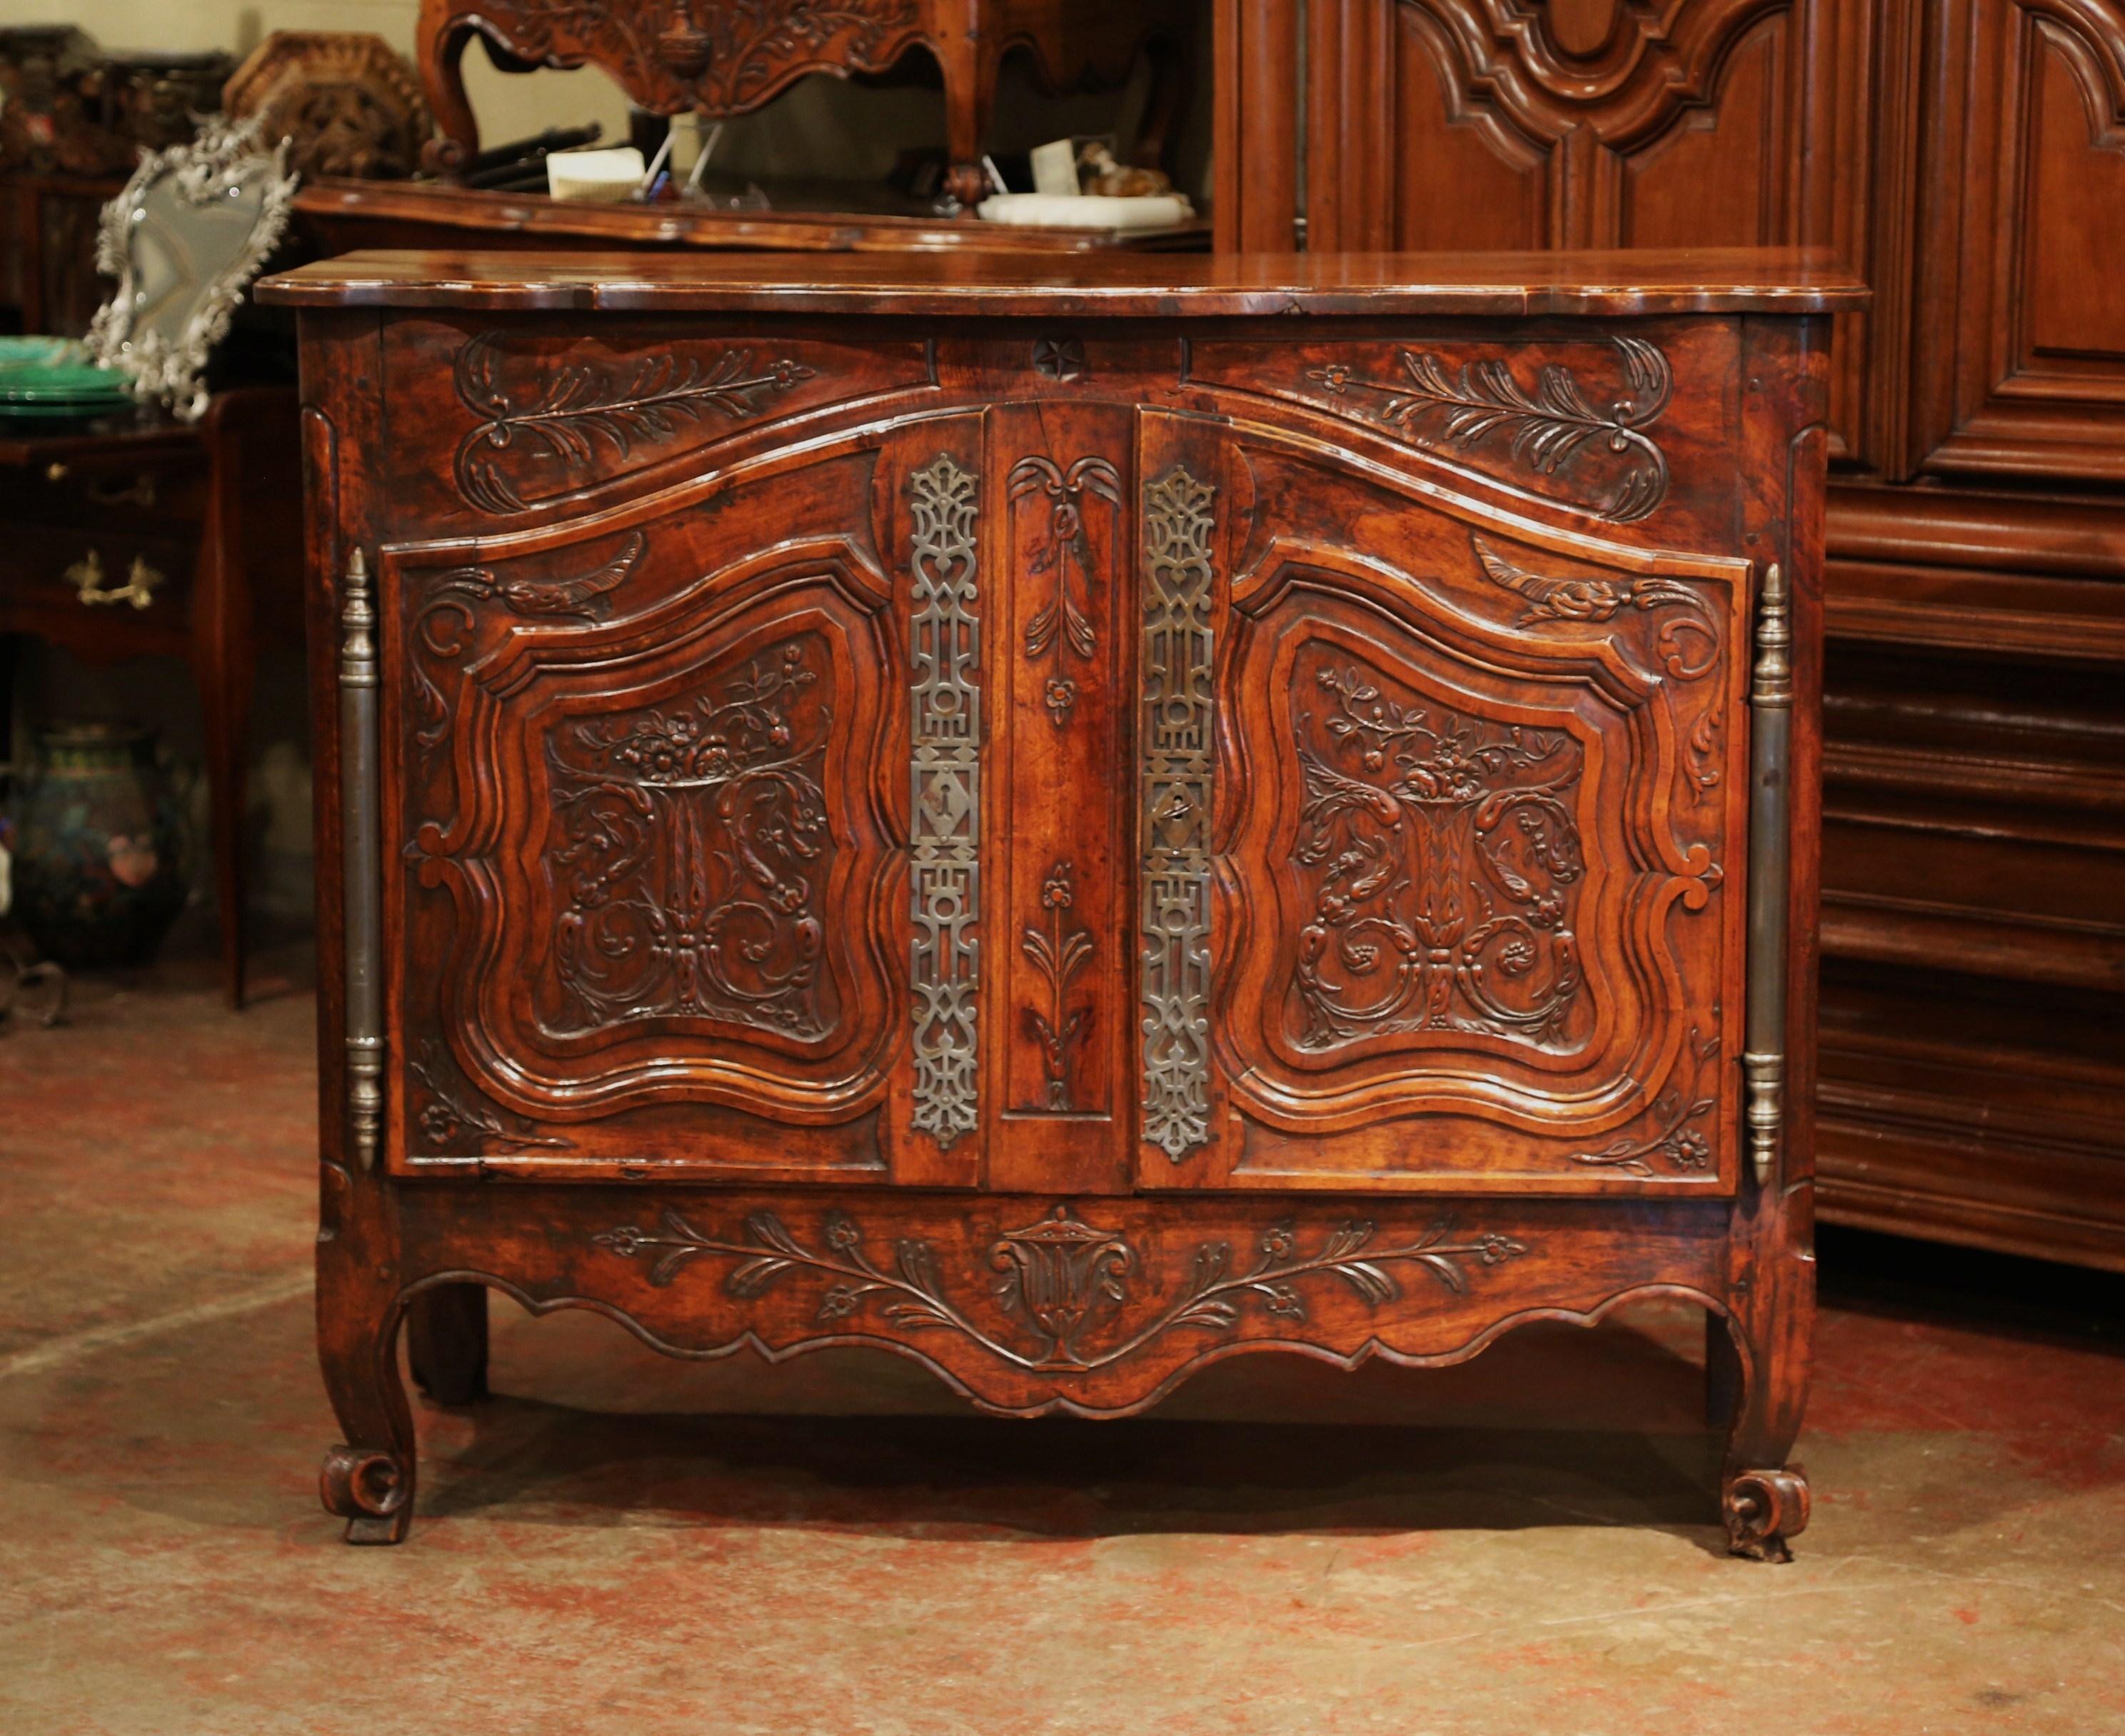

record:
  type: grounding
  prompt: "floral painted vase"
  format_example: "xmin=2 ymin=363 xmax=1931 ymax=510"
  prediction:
xmin=9 ymin=721 xmax=186 ymax=968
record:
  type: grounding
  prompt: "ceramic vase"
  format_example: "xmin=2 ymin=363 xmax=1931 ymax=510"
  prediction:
xmin=9 ymin=721 xmax=186 ymax=967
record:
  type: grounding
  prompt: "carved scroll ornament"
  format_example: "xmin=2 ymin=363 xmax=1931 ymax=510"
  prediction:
xmin=411 ymin=532 xmax=648 ymax=751
xmin=1471 ymin=533 xmax=1727 ymax=805
xmin=1291 ymin=662 xmax=1586 ymax=1050
xmin=546 ymin=639 xmax=835 ymax=1038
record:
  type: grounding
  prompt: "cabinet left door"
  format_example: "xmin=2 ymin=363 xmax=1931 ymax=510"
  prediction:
xmin=379 ymin=421 xmax=981 ymax=1185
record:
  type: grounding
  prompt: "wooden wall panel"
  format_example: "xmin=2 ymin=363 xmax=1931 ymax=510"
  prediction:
xmin=1613 ymin=16 xmax=1789 ymax=246
xmin=1914 ymin=0 xmax=2125 ymax=480
xmin=1817 ymin=481 xmax=2125 ymax=1273
xmin=1387 ymin=6 xmax=1551 ymax=250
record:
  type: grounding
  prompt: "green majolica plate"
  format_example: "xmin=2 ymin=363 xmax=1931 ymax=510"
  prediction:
xmin=0 ymin=337 xmax=136 ymax=408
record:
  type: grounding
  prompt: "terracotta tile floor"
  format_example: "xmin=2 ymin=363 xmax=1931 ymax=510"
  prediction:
xmin=4 ymin=936 xmax=2123 ymax=1735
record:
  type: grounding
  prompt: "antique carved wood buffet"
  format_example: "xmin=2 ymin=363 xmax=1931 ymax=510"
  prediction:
xmin=258 ymin=247 xmax=1864 ymax=1556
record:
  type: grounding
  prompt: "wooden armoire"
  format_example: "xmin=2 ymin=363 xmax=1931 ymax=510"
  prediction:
xmin=1215 ymin=0 xmax=2125 ymax=1271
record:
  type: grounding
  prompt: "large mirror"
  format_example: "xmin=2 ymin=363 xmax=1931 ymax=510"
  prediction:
xmin=85 ymin=116 xmax=298 ymax=421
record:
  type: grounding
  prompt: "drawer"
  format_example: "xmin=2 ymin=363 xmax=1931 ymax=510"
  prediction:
xmin=0 ymin=523 xmax=196 ymax=646
xmin=0 ymin=451 xmax=209 ymax=533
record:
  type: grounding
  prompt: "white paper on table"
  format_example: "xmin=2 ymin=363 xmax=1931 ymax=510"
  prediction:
xmin=975 ymin=192 xmax=1192 ymax=231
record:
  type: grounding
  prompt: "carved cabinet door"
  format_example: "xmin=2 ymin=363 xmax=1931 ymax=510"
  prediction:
xmin=386 ymin=419 xmax=985 ymax=1186
xmin=1137 ymin=417 xmax=1754 ymax=1194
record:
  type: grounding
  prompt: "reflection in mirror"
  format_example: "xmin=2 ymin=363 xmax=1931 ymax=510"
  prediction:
xmin=85 ymin=116 xmax=299 ymax=421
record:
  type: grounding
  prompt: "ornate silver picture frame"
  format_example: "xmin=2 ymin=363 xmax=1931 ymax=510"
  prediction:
xmin=85 ymin=116 xmax=299 ymax=422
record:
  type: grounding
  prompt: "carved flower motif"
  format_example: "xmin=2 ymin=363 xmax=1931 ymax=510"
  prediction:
xmin=816 ymin=1284 xmax=863 ymax=1320
xmin=1262 ymin=1283 xmax=1307 ymax=1318
xmin=596 ymin=1225 xmax=650 ymax=1258
xmin=1045 ymin=677 xmax=1078 ymax=719
xmin=824 ymin=1212 xmax=861 ymax=1251
xmin=1260 ymin=1224 xmax=1296 ymax=1260
xmin=1665 ymin=1130 xmax=1712 ymax=1171
xmin=1475 ymin=1233 xmax=1525 ymax=1265
xmin=1042 ymin=864 xmax=1075 ymax=910
xmin=418 ymin=1103 xmax=461 ymax=1145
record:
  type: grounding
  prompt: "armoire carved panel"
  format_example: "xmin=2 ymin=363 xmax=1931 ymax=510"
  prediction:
xmin=265 ymin=249 xmax=1858 ymax=1557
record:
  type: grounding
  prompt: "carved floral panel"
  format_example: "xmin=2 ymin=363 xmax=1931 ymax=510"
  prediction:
xmin=542 ymin=636 xmax=840 ymax=1040
xmin=1210 ymin=433 xmax=1748 ymax=1183
xmin=594 ymin=1200 xmax=1530 ymax=1376
xmin=1288 ymin=654 xmax=1589 ymax=1055
xmin=390 ymin=449 xmax=905 ymax=1169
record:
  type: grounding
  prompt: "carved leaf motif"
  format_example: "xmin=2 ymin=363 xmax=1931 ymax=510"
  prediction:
xmin=1013 ymin=455 xmax=1117 ymax=728
xmin=453 ymin=332 xmax=815 ymax=514
xmin=593 ymin=1208 xmax=1532 ymax=1371
xmin=1307 ymin=338 xmax=1672 ymax=521
xmin=410 ymin=535 xmax=648 ymax=753
xmin=1020 ymin=860 xmax=1095 ymax=1111
xmin=1470 ymin=536 xmax=1718 ymax=681
xmin=408 ymin=1038 xmax=573 ymax=1155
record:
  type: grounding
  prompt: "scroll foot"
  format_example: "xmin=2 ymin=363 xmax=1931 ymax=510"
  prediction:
xmin=1722 ymin=1465 xmax=1809 ymax=1562
xmin=321 ymin=1443 xmax=412 ymax=1545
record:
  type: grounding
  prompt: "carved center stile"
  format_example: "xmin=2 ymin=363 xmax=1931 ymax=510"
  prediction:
xmin=1139 ymin=465 xmax=1217 ymax=1160
xmin=908 ymin=452 xmax=984 ymax=1148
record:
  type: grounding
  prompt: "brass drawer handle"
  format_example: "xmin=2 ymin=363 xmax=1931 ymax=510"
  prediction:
xmin=62 ymin=549 xmax=164 ymax=609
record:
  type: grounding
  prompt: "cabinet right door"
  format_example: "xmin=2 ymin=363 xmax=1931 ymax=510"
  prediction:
xmin=1135 ymin=418 xmax=1754 ymax=1195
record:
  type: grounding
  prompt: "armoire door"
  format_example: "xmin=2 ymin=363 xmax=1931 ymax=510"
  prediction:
xmin=1133 ymin=416 xmax=1754 ymax=1194
xmin=381 ymin=417 xmax=986 ymax=1187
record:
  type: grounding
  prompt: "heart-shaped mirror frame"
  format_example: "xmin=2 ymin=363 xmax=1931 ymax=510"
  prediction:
xmin=85 ymin=115 xmax=299 ymax=422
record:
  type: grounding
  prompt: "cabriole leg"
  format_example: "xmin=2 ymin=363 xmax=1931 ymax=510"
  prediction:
xmin=318 ymin=1308 xmax=415 ymax=1543
xmin=313 ymin=1037 xmax=412 ymax=1543
xmin=1718 ymin=1196 xmax=1814 ymax=1562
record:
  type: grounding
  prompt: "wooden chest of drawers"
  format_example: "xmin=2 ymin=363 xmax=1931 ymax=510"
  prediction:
xmin=259 ymin=249 xmax=1864 ymax=1557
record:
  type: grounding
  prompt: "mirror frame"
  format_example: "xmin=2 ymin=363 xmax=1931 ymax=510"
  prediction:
xmin=85 ymin=116 xmax=299 ymax=422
